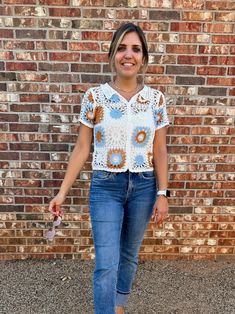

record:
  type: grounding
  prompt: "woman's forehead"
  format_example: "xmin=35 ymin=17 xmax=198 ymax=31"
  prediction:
xmin=120 ymin=32 xmax=141 ymax=45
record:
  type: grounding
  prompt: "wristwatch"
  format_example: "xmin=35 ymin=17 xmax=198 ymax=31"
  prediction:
xmin=157 ymin=189 xmax=170 ymax=198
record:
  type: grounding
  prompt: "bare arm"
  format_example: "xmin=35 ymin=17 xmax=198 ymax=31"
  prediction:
xmin=49 ymin=123 xmax=93 ymax=210
xmin=152 ymin=126 xmax=169 ymax=224
xmin=153 ymin=126 xmax=168 ymax=190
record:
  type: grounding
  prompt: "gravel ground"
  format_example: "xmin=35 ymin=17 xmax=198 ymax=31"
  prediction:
xmin=0 ymin=259 xmax=235 ymax=314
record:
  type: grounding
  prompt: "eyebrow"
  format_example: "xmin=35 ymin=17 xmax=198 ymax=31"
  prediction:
xmin=118 ymin=44 xmax=142 ymax=47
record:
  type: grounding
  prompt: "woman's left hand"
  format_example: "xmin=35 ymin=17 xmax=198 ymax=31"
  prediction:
xmin=152 ymin=195 xmax=169 ymax=225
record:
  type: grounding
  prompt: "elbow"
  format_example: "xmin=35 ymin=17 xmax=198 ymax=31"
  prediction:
xmin=154 ymin=145 xmax=167 ymax=156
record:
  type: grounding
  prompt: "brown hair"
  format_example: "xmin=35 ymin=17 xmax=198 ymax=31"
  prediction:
xmin=108 ymin=23 xmax=149 ymax=75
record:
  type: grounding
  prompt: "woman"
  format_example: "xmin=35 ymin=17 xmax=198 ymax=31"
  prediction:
xmin=49 ymin=23 xmax=170 ymax=314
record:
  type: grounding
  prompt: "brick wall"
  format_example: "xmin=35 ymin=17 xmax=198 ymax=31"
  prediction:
xmin=0 ymin=0 xmax=234 ymax=261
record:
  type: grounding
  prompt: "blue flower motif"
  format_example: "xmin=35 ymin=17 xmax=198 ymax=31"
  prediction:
xmin=94 ymin=126 xmax=105 ymax=147
xmin=110 ymin=94 xmax=120 ymax=103
xmin=153 ymin=108 xmax=164 ymax=128
xmin=135 ymin=155 xmax=144 ymax=166
xmin=80 ymin=103 xmax=94 ymax=124
xmin=131 ymin=126 xmax=150 ymax=147
xmin=110 ymin=108 xmax=123 ymax=119
xmin=110 ymin=153 xmax=122 ymax=166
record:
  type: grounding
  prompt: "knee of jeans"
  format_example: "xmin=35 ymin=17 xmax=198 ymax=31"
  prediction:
xmin=94 ymin=262 xmax=119 ymax=279
xmin=120 ymin=243 xmax=141 ymax=261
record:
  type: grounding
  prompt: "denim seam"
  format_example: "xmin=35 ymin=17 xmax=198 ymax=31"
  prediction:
xmin=117 ymin=290 xmax=131 ymax=295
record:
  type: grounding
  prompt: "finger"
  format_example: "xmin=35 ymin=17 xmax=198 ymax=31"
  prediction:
xmin=48 ymin=201 xmax=54 ymax=211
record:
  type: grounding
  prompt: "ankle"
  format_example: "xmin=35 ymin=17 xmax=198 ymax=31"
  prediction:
xmin=116 ymin=306 xmax=124 ymax=314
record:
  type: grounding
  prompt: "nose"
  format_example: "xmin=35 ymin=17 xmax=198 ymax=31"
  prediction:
xmin=124 ymin=48 xmax=132 ymax=59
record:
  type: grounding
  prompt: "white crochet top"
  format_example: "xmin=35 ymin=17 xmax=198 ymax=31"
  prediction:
xmin=79 ymin=83 xmax=169 ymax=172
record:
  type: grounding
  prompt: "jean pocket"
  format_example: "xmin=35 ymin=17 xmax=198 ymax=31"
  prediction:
xmin=139 ymin=171 xmax=155 ymax=179
xmin=92 ymin=170 xmax=114 ymax=180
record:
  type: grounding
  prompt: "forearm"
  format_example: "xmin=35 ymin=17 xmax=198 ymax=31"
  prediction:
xmin=153 ymin=147 xmax=168 ymax=190
xmin=59 ymin=146 xmax=90 ymax=197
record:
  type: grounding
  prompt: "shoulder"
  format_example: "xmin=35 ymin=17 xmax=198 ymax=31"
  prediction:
xmin=82 ymin=85 xmax=104 ymax=104
xmin=147 ymin=86 xmax=164 ymax=97
xmin=84 ymin=84 xmax=105 ymax=98
xmin=146 ymin=86 xmax=166 ymax=107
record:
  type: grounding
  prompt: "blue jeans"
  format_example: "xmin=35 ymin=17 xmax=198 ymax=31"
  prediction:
xmin=89 ymin=170 xmax=157 ymax=314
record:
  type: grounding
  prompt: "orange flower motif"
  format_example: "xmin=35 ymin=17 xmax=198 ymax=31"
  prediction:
xmin=135 ymin=131 xmax=147 ymax=144
xmin=157 ymin=112 xmax=163 ymax=124
xmin=159 ymin=95 xmax=164 ymax=107
xmin=147 ymin=152 xmax=153 ymax=167
xmin=137 ymin=94 xmax=149 ymax=104
xmin=86 ymin=110 xmax=94 ymax=122
xmin=96 ymin=131 xmax=103 ymax=143
xmin=88 ymin=92 xmax=94 ymax=103
xmin=94 ymin=106 xmax=104 ymax=124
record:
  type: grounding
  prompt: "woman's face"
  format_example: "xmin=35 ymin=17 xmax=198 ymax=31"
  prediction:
xmin=114 ymin=31 xmax=144 ymax=80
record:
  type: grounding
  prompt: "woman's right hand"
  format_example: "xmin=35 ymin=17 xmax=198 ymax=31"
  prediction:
xmin=49 ymin=193 xmax=66 ymax=212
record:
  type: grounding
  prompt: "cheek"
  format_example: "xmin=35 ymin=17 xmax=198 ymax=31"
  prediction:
xmin=114 ymin=53 xmax=123 ymax=64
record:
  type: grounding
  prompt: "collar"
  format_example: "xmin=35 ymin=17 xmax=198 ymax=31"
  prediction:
xmin=101 ymin=83 xmax=150 ymax=102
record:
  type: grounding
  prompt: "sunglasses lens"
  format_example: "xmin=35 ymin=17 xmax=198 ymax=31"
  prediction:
xmin=53 ymin=216 xmax=62 ymax=227
xmin=46 ymin=229 xmax=56 ymax=239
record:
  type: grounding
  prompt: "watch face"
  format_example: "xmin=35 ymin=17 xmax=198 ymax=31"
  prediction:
xmin=166 ymin=190 xmax=170 ymax=197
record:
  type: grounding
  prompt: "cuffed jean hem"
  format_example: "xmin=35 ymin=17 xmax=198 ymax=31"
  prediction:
xmin=116 ymin=291 xmax=130 ymax=306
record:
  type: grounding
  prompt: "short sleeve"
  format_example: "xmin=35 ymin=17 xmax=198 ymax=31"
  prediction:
xmin=79 ymin=88 xmax=95 ymax=128
xmin=153 ymin=91 xmax=169 ymax=130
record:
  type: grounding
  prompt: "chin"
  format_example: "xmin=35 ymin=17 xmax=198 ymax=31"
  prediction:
xmin=118 ymin=71 xmax=138 ymax=79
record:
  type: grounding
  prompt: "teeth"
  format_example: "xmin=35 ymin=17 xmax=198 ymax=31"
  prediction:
xmin=123 ymin=63 xmax=134 ymax=66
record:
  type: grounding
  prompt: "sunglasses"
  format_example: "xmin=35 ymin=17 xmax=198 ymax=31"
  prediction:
xmin=46 ymin=205 xmax=63 ymax=240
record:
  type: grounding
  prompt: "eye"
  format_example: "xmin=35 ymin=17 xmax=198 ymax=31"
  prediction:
xmin=133 ymin=47 xmax=141 ymax=52
xmin=117 ymin=46 xmax=125 ymax=52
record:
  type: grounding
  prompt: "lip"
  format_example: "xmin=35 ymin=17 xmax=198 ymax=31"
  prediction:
xmin=121 ymin=63 xmax=135 ymax=68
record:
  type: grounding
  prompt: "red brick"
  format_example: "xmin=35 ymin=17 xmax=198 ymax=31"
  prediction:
xmin=228 ymin=68 xmax=235 ymax=76
xmin=0 ymin=6 xmax=13 ymax=15
xmin=206 ymin=1 xmax=235 ymax=10
xmin=182 ymin=11 xmax=212 ymax=21
xmin=166 ymin=45 xmax=197 ymax=54
xmin=49 ymin=8 xmax=80 ymax=17
xmin=72 ymin=0 xmax=104 ymax=5
xmin=197 ymin=66 xmax=226 ymax=76
xmin=178 ymin=56 xmax=208 ymax=65
xmin=199 ymin=45 xmax=230 ymax=55
xmin=0 ymin=52 xmax=14 ymax=60
xmin=215 ymin=12 xmax=235 ymax=22
xmin=229 ymin=88 xmax=235 ymax=96
xmin=209 ymin=56 xmax=235 ymax=65
xmin=173 ymin=0 xmax=204 ymax=9
xmin=204 ymin=23 xmax=233 ymax=33
xmin=69 ymin=42 xmax=100 ymax=51
xmin=207 ymin=77 xmax=235 ymax=86
xmin=39 ymin=0 xmax=69 ymax=4
xmin=4 ymin=0 xmax=36 ymax=3
xmin=82 ymin=31 xmax=112 ymax=41
xmin=19 ymin=94 xmax=49 ymax=103
xmin=218 ymin=146 xmax=235 ymax=154
xmin=49 ymin=52 xmax=80 ymax=62
xmin=171 ymin=22 xmax=202 ymax=32
xmin=0 ymin=29 xmax=13 ymax=38
xmin=212 ymin=35 xmax=235 ymax=44
xmin=4 ymin=40 xmax=34 ymax=50
xmin=6 ymin=62 xmax=37 ymax=71
xmin=81 ymin=53 xmax=109 ymax=62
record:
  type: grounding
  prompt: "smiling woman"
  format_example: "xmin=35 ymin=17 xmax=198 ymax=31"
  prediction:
xmin=49 ymin=22 xmax=170 ymax=314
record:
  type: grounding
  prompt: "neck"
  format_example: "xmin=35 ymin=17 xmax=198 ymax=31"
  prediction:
xmin=114 ymin=76 xmax=138 ymax=91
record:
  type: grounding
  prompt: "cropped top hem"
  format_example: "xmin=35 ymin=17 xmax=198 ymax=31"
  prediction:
xmin=92 ymin=167 xmax=155 ymax=173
